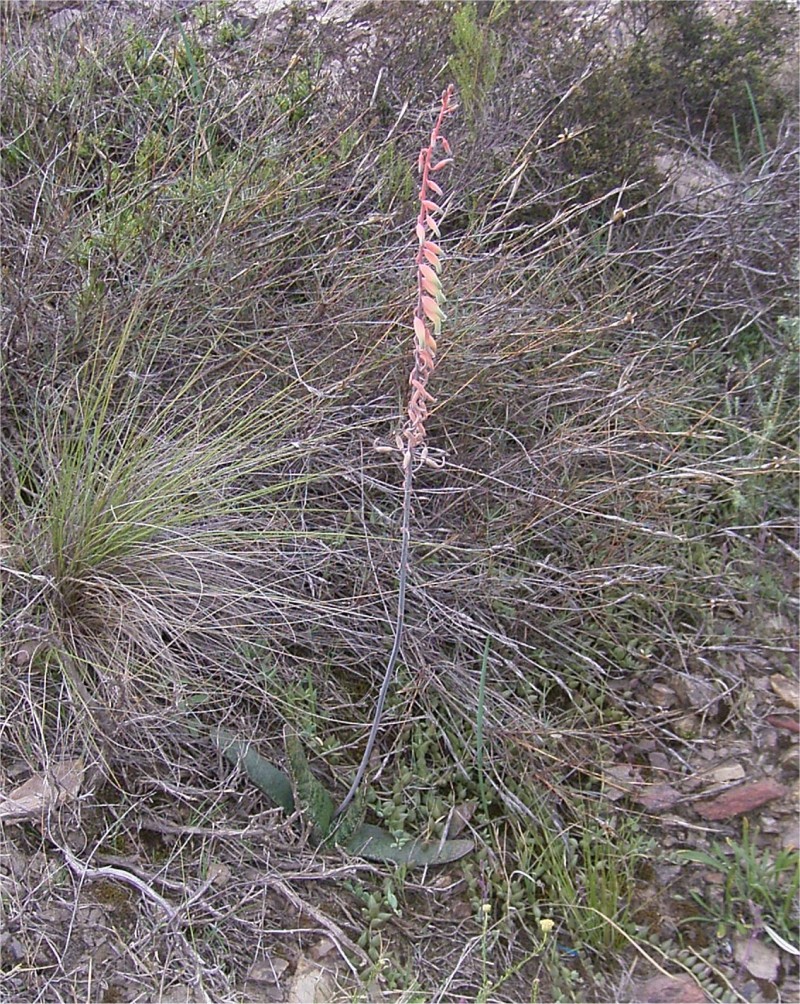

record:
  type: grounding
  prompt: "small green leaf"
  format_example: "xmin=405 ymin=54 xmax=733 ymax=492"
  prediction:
xmin=674 ymin=849 xmax=726 ymax=869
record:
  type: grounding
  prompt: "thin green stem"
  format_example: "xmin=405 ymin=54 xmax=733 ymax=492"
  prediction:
xmin=476 ymin=634 xmax=490 ymax=817
xmin=745 ymin=80 xmax=767 ymax=160
xmin=335 ymin=448 xmax=414 ymax=817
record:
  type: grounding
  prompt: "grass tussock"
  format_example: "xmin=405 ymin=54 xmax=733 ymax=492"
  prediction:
xmin=1 ymin=2 xmax=798 ymax=1002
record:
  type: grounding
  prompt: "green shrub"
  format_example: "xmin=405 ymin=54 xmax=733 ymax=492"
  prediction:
xmin=449 ymin=1 xmax=504 ymax=135
xmin=550 ymin=0 xmax=794 ymax=202
xmin=623 ymin=0 xmax=793 ymax=162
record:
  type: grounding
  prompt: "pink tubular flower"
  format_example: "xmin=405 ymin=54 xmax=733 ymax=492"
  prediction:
xmin=405 ymin=85 xmax=456 ymax=453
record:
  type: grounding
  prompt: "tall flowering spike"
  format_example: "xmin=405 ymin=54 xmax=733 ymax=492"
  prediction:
xmin=406 ymin=85 xmax=457 ymax=453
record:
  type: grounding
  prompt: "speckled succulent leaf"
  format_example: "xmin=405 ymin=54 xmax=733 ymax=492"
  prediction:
xmin=325 ymin=787 xmax=367 ymax=849
xmin=284 ymin=727 xmax=334 ymax=841
xmin=211 ymin=727 xmax=472 ymax=867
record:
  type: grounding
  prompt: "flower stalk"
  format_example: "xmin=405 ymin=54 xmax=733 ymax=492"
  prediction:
xmin=335 ymin=87 xmax=456 ymax=817
xmin=405 ymin=83 xmax=457 ymax=461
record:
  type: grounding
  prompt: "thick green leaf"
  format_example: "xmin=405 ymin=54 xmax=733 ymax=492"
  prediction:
xmin=210 ymin=727 xmax=474 ymax=868
xmin=211 ymin=727 xmax=294 ymax=814
xmin=326 ymin=787 xmax=367 ymax=849
xmin=284 ymin=728 xmax=334 ymax=841
xmin=345 ymin=823 xmax=474 ymax=866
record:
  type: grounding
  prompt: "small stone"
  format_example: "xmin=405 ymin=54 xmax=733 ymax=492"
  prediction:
xmin=82 ymin=906 xmax=106 ymax=928
xmin=206 ymin=860 xmax=231 ymax=886
xmin=0 ymin=758 xmax=83 ymax=821
xmin=739 ymin=981 xmax=768 ymax=1002
xmin=308 ymin=938 xmax=336 ymax=962
xmin=602 ymin=764 xmax=638 ymax=801
xmin=242 ymin=985 xmax=282 ymax=1004
xmin=761 ymin=726 xmax=779 ymax=748
xmin=247 ymin=958 xmax=289 ymax=984
xmin=650 ymin=683 xmax=677 ymax=708
xmin=780 ymin=819 xmax=799 ymax=851
xmin=449 ymin=898 xmax=472 ymax=920
xmin=156 ymin=987 xmax=197 ymax=1004
xmin=629 ymin=974 xmax=710 ymax=1003
xmin=445 ymin=800 xmax=477 ymax=838
xmin=770 ymin=673 xmax=799 ymax=709
xmin=4 ymin=937 xmax=26 ymax=962
xmin=699 ymin=760 xmax=745 ymax=785
xmin=673 ymin=714 xmax=701 ymax=739
xmin=49 ymin=9 xmax=82 ymax=31
xmin=287 ymin=956 xmax=338 ymax=1004
xmin=633 ymin=783 xmax=683 ymax=812
xmin=673 ymin=674 xmax=720 ymax=713
xmin=653 ymin=863 xmax=682 ymax=885
xmin=648 ymin=751 xmax=671 ymax=771
xmin=90 ymin=941 xmax=115 ymax=966
xmin=734 ymin=936 xmax=780 ymax=981
xmin=758 ymin=815 xmax=780 ymax=834
xmin=695 ymin=779 xmax=786 ymax=821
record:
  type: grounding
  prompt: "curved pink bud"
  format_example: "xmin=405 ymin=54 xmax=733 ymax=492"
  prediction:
xmin=421 ymin=295 xmax=444 ymax=323
xmin=422 ymin=246 xmax=441 ymax=271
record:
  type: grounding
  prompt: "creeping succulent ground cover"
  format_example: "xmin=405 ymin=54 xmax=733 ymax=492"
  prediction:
xmin=1 ymin=2 xmax=797 ymax=1001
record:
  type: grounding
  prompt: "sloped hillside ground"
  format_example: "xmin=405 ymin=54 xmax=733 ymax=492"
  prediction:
xmin=1 ymin=1 xmax=798 ymax=1001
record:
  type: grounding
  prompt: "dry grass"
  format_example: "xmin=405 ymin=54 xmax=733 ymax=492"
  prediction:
xmin=1 ymin=2 xmax=797 ymax=1002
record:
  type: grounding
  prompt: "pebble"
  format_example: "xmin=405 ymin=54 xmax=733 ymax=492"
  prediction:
xmin=695 ymin=779 xmax=786 ymax=820
xmin=628 ymin=974 xmax=711 ymax=1003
